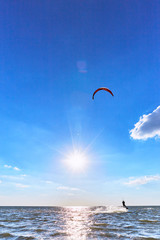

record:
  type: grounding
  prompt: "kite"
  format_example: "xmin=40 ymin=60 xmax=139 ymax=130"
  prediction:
xmin=92 ymin=87 xmax=114 ymax=100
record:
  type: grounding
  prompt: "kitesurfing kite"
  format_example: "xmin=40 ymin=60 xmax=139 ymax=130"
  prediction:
xmin=92 ymin=87 xmax=114 ymax=100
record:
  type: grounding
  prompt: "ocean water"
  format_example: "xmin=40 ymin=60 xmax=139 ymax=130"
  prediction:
xmin=0 ymin=206 xmax=160 ymax=239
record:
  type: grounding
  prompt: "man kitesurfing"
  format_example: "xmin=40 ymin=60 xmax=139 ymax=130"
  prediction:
xmin=122 ymin=200 xmax=128 ymax=209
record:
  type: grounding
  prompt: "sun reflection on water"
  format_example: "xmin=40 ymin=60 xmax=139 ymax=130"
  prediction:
xmin=62 ymin=207 xmax=92 ymax=239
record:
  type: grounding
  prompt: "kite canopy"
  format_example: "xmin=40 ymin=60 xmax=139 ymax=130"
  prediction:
xmin=92 ymin=87 xmax=114 ymax=100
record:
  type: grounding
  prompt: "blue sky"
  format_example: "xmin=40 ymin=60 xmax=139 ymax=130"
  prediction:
xmin=0 ymin=0 xmax=160 ymax=206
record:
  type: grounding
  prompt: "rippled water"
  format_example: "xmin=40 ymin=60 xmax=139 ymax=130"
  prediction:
xmin=0 ymin=206 xmax=160 ymax=239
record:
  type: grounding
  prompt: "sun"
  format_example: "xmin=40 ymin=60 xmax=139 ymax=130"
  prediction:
xmin=64 ymin=149 xmax=88 ymax=172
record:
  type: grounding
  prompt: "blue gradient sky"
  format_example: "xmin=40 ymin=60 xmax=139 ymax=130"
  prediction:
xmin=0 ymin=0 xmax=160 ymax=206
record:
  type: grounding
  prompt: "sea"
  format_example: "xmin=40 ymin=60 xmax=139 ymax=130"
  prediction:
xmin=0 ymin=206 xmax=160 ymax=239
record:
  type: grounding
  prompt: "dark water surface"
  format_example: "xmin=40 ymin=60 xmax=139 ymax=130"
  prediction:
xmin=0 ymin=206 xmax=160 ymax=239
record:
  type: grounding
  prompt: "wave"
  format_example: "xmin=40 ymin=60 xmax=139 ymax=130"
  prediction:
xmin=133 ymin=237 xmax=160 ymax=240
xmin=35 ymin=228 xmax=47 ymax=233
xmin=139 ymin=219 xmax=159 ymax=223
xmin=50 ymin=232 xmax=68 ymax=237
xmin=0 ymin=232 xmax=36 ymax=239
xmin=92 ymin=206 xmax=128 ymax=214
xmin=1 ymin=218 xmax=24 ymax=223
xmin=0 ymin=224 xmax=5 ymax=228
xmin=93 ymin=223 xmax=108 ymax=227
xmin=91 ymin=226 xmax=108 ymax=231
xmin=0 ymin=233 xmax=14 ymax=238
xmin=16 ymin=237 xmax=36 ymax=240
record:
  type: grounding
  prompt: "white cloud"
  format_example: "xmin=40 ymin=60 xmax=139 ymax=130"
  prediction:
xmin=0 ymin=175 xmax=24 ymax=180
xmin=57 ymin=186 xmax=80 ymax=191
xmin=0 ymin=180 xmax=2 ymax=184
xmin=67 ymin=193 xmax=75 ymax=196
xmin=15 ymin=183 xmax=29 ymax=188
xmin=40 ymin=180 xmax=55 ymax=185
xmin=124 ymin=175 xmax=160 ymax=186
xmin=4 ymin=165 xmax=12 ymax=168
xmin=45 ymin=181 xmax=53 ymax=184
xmin=13 ymin=167 xmax=20 ymax=171
xmin=130 ymin=106 xmax=160 ymax=140
xmin=4 ymin=165 xmax=21 ymax=171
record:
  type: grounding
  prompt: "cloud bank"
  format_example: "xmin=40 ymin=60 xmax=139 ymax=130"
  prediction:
xmin=57 ymin=186 xmax=80 ymax=191
xmin=130 ymin=106 xmax=160 ymax=140
xmin=125 ymin=175 xmax=160 ymax=186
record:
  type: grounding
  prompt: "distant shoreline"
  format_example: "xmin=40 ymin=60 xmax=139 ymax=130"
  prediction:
xmin=0 ymin=205 xmax=160 ymax=207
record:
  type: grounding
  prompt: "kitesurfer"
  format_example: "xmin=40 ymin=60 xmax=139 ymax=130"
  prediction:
xmin=122 ymin=200 xmax=128 ymax=209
